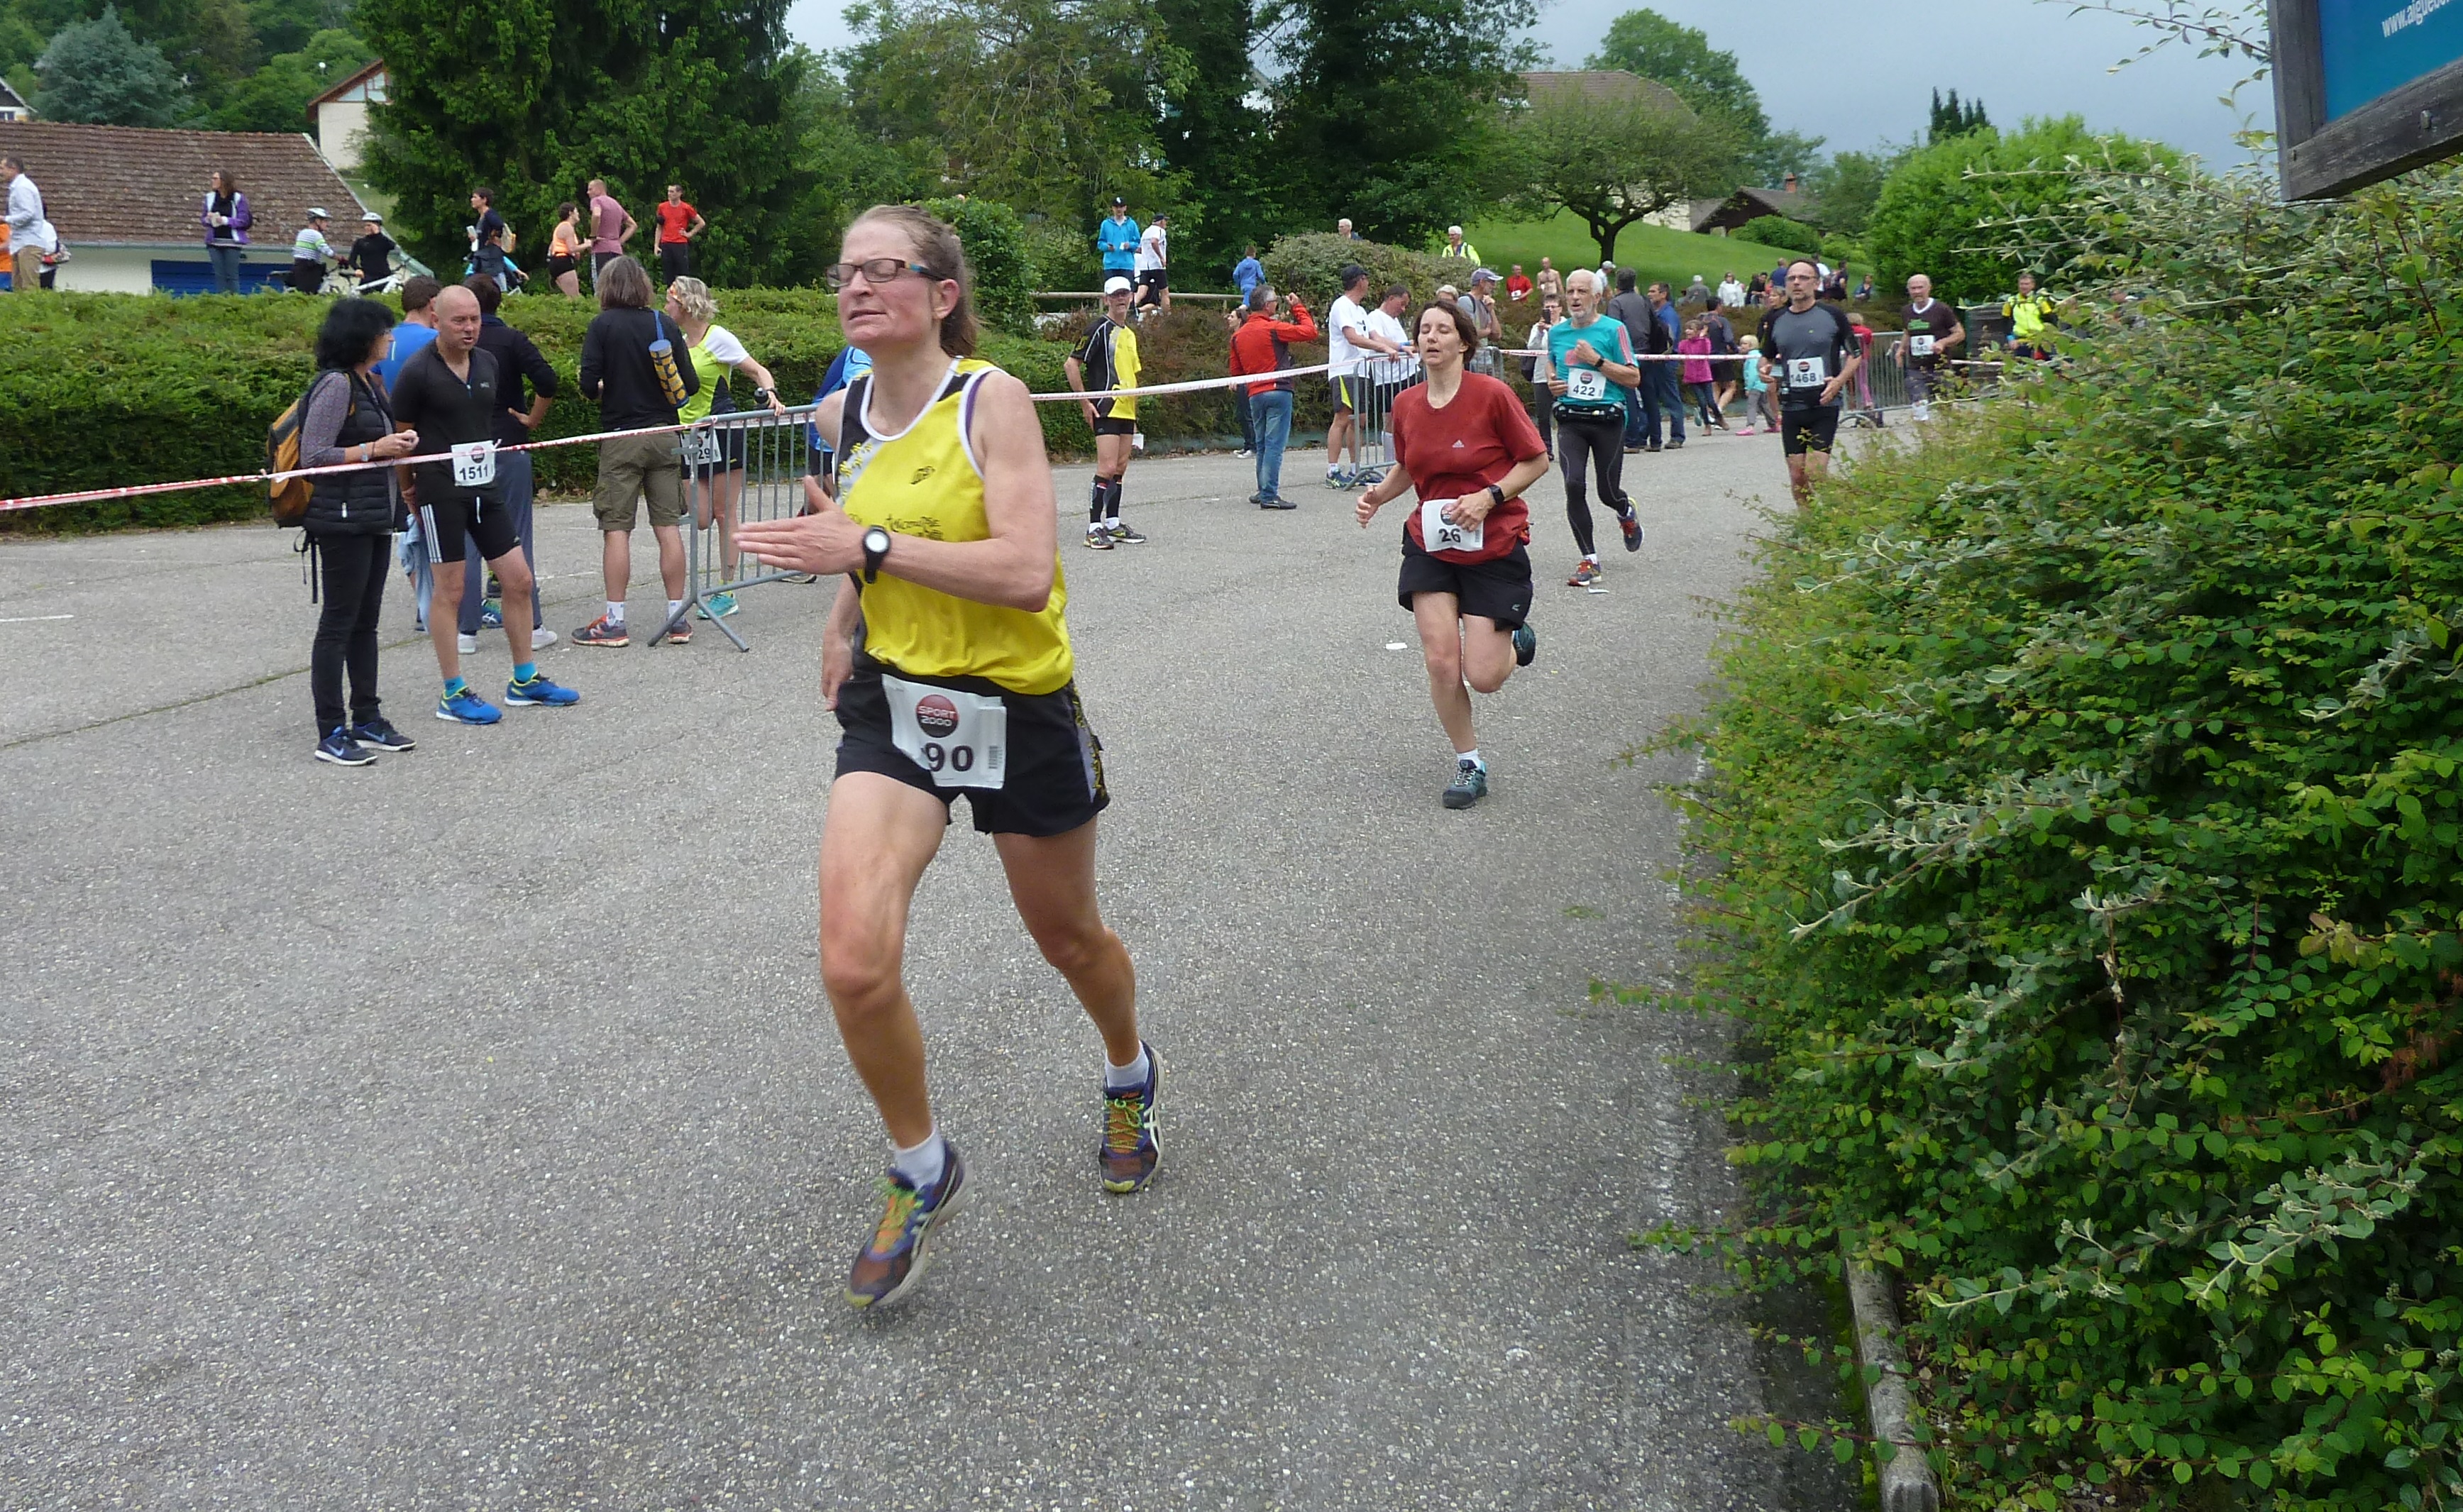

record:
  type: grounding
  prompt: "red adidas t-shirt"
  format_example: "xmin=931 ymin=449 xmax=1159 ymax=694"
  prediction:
xmin=654 ymin=201 xmax=698 ymax=245
xmin=1390 ymin=372 xmax=1547 ymax=563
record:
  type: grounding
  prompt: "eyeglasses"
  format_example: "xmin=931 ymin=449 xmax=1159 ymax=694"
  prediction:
xmin=823 ymin=258 xmax=934 ymax=292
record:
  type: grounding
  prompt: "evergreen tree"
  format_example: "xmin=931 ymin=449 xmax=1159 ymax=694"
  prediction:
xmin=1928 ymin=87 xmax=1989 ymax=143
xmin=358 ymin=0 xmax=812 ymax=287
xmin=1154 ymin=0 xmax=1273 ymax=281
xmin=33 ymin=5 xmax=189 ymax=126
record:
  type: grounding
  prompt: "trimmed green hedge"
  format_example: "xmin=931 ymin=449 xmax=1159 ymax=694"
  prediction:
xmin=0 ymin=289 xmax=1276 ymax=533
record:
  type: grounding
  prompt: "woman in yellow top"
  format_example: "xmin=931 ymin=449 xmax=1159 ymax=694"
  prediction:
xmin=737 ymin=205 xmax=1155 ymax=1310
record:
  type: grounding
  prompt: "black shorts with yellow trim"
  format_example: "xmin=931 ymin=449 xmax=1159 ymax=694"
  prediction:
xmin=1780 ymin=404 xmax=1841 ymax=457
xmin=1330 ymin=373 xmax=1360 ymax=413
xmin=833 ymin=656 xmax=1110 ymax=838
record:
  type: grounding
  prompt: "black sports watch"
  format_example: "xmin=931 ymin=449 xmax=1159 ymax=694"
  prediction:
xmin=861 ymin=526 xmax=891 ymax=585
xmin=1486 ymin=483 xmax=1506 ymax=509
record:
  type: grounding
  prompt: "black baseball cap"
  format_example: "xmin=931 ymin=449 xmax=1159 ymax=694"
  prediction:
xmin=1111 ymin=194 xmax=1127 ymax=206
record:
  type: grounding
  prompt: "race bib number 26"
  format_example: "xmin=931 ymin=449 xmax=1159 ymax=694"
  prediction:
xmin=1421 ymin=497 xmax=1484 ymax=555
xmin=883 ymin=675 xmax=1008 ymax=790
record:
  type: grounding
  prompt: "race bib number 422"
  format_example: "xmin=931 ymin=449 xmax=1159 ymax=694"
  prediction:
xmin=1565 ymin=368 xmax=1608 ymax=402
xmin=1421 ymin=497 xmax=1484 ymax=555
xmin=883 ymin=675 xmax=1008 ymax=790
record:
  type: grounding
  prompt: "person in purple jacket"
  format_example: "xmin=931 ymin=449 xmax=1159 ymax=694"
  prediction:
xmin=201 ymin=170 xmax=251 ymax=294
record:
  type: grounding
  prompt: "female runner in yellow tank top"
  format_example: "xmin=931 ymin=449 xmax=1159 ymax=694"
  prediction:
xmin=737 ymin=206 xmax=1155 ymax=1310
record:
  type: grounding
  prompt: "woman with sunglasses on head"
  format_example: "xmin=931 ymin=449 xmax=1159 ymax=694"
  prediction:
xmin=1355 ymin=300 xmax=1553 ymax=810
xmin=735 ymin=206 xmax=1155 ymax=1310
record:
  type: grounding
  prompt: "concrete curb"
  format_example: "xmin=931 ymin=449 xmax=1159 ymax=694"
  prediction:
xmin=1842 ymin=1240 xmax=1942 ymax=1512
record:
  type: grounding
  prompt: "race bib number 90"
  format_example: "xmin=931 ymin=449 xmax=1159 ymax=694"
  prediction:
xmin=451 ymin=441 xmax=497 ymax=487
xmin=883 ymin=674 xmax=1008 ymax=790
xmin=1565 ymin=368 xmax=1608 ymax=402
xmin=1421 ymin=497 xmax=1484 ymax=556
xmin=1785 ymin=356 xmax=1827 ymax=392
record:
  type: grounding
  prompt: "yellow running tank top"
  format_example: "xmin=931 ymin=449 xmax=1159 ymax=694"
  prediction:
xmin=835 ymin=358 xmax=1075 ymax=695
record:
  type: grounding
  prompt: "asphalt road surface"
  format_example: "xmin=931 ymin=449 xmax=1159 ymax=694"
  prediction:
xmin=1 ymin=432 xmax=1858 ymax=1509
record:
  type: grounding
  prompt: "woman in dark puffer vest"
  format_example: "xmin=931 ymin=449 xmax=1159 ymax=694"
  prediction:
xmin=300 ymin=298 xmax=424 ymax=766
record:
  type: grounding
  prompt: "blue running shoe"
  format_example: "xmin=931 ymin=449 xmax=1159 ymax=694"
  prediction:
xmin=1512 ymin=622 xmax=1537 ymax=667
xmin=845 ymin=1144 xmax=969 ymax=1308
xmin=479 ymin=598 xmax=505 ymax=629
xmin=693 ymin=590 xmax=739 ymax=620
xmin=314 ymin=729 xmax=376 ymax=766
xmin=436 ymin=686 xmax=502 ymax=724
xmin=1443 ymin=757 xmax=1489 ymax=810
xmin=1099 ymin=1044 xmax=1162 ymax=1193
xmin=348 ymin=717 xmax=417 ymax=752
xmin=505 ymin=671 xmax=580 ymax=707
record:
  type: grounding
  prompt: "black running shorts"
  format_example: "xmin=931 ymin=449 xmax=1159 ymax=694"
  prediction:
xmin=1396 ymin=536 xmax=1533 ymax=629
xmin=419 ymin=492 xmax=519 ymax=567
xmin=834 ymin=658 xmax=1110 ymax=838
xmin=1780 ymin=405 xmax=1841 ymax=457
xmin=1091 ymin=416 xmax=1137 ymax=437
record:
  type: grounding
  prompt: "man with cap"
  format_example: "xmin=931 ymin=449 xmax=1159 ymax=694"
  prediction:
xmin=345 ymin=211 xmax=396 ymax=287
xmin=1463 ymin=269 xmax=1504 ymax=372
xmin=1097 ymin=197 xmax=1140 ymax=292
xmin=1439 ymin=224 xmax=1480 ymax=263
xmin=289 ymin=207 xmax=335 ymax=292
xmin=1066 ymin=276 xmax=1148 ymax=549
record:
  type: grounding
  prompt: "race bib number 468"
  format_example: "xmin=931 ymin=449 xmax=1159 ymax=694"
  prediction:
xmin=1785 ymin=356 xmax=1827 ymax=391
xmin=883 ymin=675 xmax=1008 ymax=790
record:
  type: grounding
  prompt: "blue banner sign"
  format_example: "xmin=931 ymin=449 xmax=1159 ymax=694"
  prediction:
xmin=2323 ymin=0 xmax=2463 ymax=118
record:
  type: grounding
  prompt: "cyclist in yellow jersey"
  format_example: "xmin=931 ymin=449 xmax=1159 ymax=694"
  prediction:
xmin=737 ymin=206 xmax=1155 ymax=1310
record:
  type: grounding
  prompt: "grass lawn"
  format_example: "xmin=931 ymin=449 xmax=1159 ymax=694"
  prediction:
xmin=1460 ymin=209 xmax=1793 ymax=299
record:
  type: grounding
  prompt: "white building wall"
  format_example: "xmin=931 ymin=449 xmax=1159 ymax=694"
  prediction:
xmin=52 ymin=245 xmax=298 ymax=294
xmin=317 ymin=99 xmax=369 ymax=174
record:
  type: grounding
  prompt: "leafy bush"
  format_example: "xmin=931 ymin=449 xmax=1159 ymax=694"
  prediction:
xmin=1657 ymin=160 xmax=2463 ymax=1508
xmin=923 ymin=196 xmax=1037 ymax=337
xmin=1861 ymin=115 xmax=2176 ymax=308
xmin=1260 ymin=233 xmax=1445 ymax=308
xmin=1740 ymin=214 xmax=1820 ymax=256
xmin=1020 ymin=214 xmax=1098 ymax=293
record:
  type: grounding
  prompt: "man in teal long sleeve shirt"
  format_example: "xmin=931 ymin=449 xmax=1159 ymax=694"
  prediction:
xmin=1097 ymin=197 xmax=1140 ymax=283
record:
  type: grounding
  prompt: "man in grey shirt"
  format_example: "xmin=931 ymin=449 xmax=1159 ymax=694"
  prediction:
xmin=1604 ymin=270 xmax=1657 ymax=453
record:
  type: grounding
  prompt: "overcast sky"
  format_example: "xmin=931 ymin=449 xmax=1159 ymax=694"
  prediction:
xmin=784 ymin=0 xmax=2273 ymax=169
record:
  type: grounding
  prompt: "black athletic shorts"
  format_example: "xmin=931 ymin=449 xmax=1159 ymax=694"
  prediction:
xmin=834 ymin=656 xmax=1111 ymax=838
xmin=418 ymin=492 xmax=518 ymax=567
xmin=1136 ymin=270 xmax=1168 ymax=296
xmin=1091 ymin=415 xmax=1137 ymax=437
xmin=1780 ymin=405 xmax=1841 ymax=456
xmin=1396 ymin=536 xmax=1533 ymax=629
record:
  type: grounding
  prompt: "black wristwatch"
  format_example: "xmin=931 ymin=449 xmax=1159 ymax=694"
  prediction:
xmin=1486 ymin=483 xmax=1506 ymax=509
xmin=753 ymin=385 xmax=773 ymax=404
xmin=861 ymin=526 xmax=891 ymax=585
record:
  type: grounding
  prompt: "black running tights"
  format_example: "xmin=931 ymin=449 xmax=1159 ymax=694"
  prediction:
xmin=309 ymin=530 xmax=391 ymax=734
xmin=1557 ymin=412 xmax=1627 ymax=558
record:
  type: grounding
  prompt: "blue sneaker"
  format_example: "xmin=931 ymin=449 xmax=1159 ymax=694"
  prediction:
xmin=435 ymin=686 xmax=502 ymax=724
xmin=844 ymin=1144 xmax=969 ymax=1308
xmin=693 ymin=590 xmax=739 ymax=620
xmin=1511 ymin=622 xmax=1537 ymax=667
xmin=1100 ymin=1044 xmax=1162 ymax=1193
xmin=1443 ymin=757 xmax=1489 ymax=810
xmin=347 ymin=717 xmax=417 ymax=752
xmin=479 ymin=598 xmax=504 ymax=629
xmin=314 ymin=729 xmax=376 ymax=766
xmin=505 ymin=671 xmax=580 ymax=707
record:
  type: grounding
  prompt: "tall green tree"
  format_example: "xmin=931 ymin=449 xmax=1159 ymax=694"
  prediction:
xmin=1262 ymin=0 xmax=1532 ymax=248
xmin=1803 ymin=147 xmax=1898 ymax=236
xmin=1587 ymin=8 xmax=1819 ymax=184
xmin=207 ymin=25 xmax=369 ymax=132
xmin=1154 ymin=0 xmax=1273 ymax=282
xmin=358 ymin=0 xmax=812 ymax=287
xmin=1499 ymin=89 xmax=1737 ymax=264
xmin=33 ymin=5 xmax=187 ymax=124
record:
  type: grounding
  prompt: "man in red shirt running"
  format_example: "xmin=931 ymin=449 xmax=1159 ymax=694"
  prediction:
xmin=654 ymin=185 xmax=705 ymax=285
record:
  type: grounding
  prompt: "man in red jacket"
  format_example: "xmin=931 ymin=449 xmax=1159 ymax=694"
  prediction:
xmin=1227 ymin=284 xmax=1318 ymax=509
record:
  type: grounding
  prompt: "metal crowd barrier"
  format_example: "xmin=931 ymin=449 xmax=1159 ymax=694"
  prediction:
xmin=1341 ymin=354 xmax=1423 ymax=487
xmin=665 ymin=404 xmax=827 ymax=652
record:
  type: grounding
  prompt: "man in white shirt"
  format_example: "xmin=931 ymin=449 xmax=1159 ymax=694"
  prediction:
xmin=1362 ymin=281 xmax=1417 ymax=421
xmin=2 ymin=156 xmax=57 ymax=293
xmin=1323 ymin=263 xmax=1406 ymax=487
xmin=1133 ymin=212 xmax=1169 ymax=315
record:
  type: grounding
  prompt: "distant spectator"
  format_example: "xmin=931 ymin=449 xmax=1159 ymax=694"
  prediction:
xmin=1704 ymin=297 xmax=1740 ymax=418
xmin=654 ymin=184 xmax=705 ymax=283
xmin=1337 ymin=217 xmax=1358 ymax=240
xmin=545 ymin=203 xmax=583 ymax=297
xmin=1717 ymin=270 xmax=1746 ymax=309
xmin=1504 ymin=264 xmax=1532 ymax=304
xmin=1747 ymin=270 xmax=1769 ymax=300
xmin=585 ymin=177 xmax=635 ymax=282
xmin=1737 ymin=333 xmax=1776 ymax=434
xmin=1855 ymin=272 xmax=1873 ymax=301
xmin=1439 ymin=224 xmax=1480 ymax=262
xmin=1685 ymin=273 xmax=1709 ymax=304
xmin=1 ymin=155 xmax=53 ymax=294
xmin=2004 ymin=270 xmax=2056 ymax=358
xmin=1534 ymin=257 xmax=1561 ymax=304
xmin=1233 ymin=243 xmax=1264 ymax=299
xmin=1465 ymin=269 xmax=1504 ymax=374
xmin=200 ymin=169 xmax=251 ymax=294
xmin=345 ymin=212 xmax=395 ymax=287
xmin=1134 ymin=211 xmax=1169 ymax=314
xmin=1228 ymin=282 xmax=1318 ymax=508
xmin=468 ymin=186 xmax=507 ymax=286
xmin=572 ymin=254 xmax=698 ymax=647
xmin=1822 ymin=263 xmax=1849 ymax=303
xmin=663 ymin=274 xmax=790 ymax=624
xmin=375 ymin=275 xmax=442 ymax=391
xmin=1603 ymin=270 xmax=1655 ymax=451
xmin=1523 ymin=293 xmax=1562 ymax=461
xmin=288 ymin=207 xmax=334 ymax=292
xmin=1367 ymin=282 xmax=1415 ymax=414
xmin=297 ymin=297 xmax=419 ymax=766
xmin=1097 ymin=197 xmax=1140 ymax=286
xmin=1679 ymin=317 xmax=1720 ymax=430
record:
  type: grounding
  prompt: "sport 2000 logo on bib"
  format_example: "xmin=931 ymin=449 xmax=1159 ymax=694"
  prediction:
xmin=913 ymin=694 xmax=961 ymax=739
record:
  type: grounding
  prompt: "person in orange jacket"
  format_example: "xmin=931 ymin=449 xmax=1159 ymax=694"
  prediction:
xmin=1227 ymin=283 xmax=1318 ymax=508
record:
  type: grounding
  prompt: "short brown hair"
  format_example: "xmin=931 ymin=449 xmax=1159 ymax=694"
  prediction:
xmin=400 ymin=274 xmax=442 ymax=314
xmin=595 ymin=254 xmax=654 ymax=309
xmin=846 ymin=204 xmax=980 ymax=358
xmin=1412 ymin=299 xmax=1480 ymax=354
xmin=463 ymin=275 xmax=502 ymax=315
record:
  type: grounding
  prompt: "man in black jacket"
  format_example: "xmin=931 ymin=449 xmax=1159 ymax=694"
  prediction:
xmin=456 ymin=275 xmax=561 ymax=655
xmin=572 ymin=254 xmax=698 ymax=647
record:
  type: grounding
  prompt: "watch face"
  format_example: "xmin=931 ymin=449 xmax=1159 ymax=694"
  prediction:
xmin=865 ymin=527 xmax=891 ymax=553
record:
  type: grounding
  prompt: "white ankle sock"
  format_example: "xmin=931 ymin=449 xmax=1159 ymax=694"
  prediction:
xmin=668 ymin=599 xmax=685 ymax=619
xmin=891 ymin=1129 xmax=945 ymax=1188
xmin=1104 ymin=1046 xmax=1150 ymax=1091
xmin=1458 ymin=749 xmax=1482 ymax=770
xmin=605 ymin=600 xmax=625 ymax=623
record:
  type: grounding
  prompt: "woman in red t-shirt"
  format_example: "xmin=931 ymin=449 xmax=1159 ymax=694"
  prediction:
xmin=1356 ymin=301 xmax=1553 ymax=810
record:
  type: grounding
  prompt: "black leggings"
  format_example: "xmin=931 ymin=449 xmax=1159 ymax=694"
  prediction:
xmin=1557 ymin=412 xmax=1628 ymax=557
xmin=309 ymin=531 xmax=391 ymax=734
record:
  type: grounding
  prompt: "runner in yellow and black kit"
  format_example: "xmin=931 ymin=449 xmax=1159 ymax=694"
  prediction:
xmin=1064 ymin=275 xmax=1147 ymax=548
xmin=737 ymin=206 xmax=1157 ymax=1311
